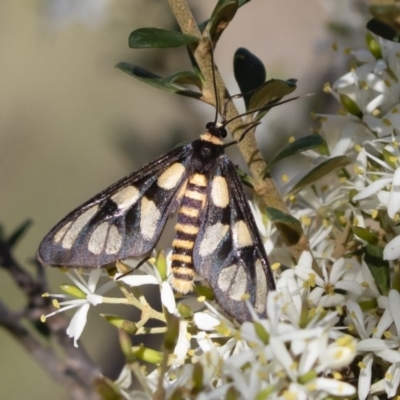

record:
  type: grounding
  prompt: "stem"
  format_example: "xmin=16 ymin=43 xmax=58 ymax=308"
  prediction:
xmin=101 ymin=296 xmax=130 ymax=304
xmin=167 ymin=0 xmax=312 ymax=263
xmin=118 ymin=286 xmax=166 ymax=322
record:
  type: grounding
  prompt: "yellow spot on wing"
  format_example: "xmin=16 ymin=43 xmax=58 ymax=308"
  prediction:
xmin=61 ymin=206 xmax=99 ymax=249
xmin=211 ymin=176 xmax=229 ymax=208
xmin=157 ymin=163 xmax=186 ymax=190
xmin=105 ymin=225 xmax=122 ymax=254
xmin=232 ymin=220 xmax=253 ymax=248
xmin=88 ymin=222 xmax=109 ymax=254
xmin=111 ymin=186 xmax=140 ymax=210
xmin=140 ymin=197 xmax=161 ymax=240
xmin=199 ymin=222 xmax=229 ymax=256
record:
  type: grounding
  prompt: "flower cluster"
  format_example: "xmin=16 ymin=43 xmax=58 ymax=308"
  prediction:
xmin=42 ymin=33 xmax=400 ymax=399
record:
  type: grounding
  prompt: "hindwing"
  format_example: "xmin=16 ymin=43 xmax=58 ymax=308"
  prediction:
xmin=38 ymin=145 xmax=192 ymax=267
xmin=193 ymin=155 xmax=275 ymax=322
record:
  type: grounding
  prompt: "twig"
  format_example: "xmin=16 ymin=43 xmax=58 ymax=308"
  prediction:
xmin=167 ymin=0 xmax=313 ymax=263
xmin=0 ymin=239 xmax=101 ymax=400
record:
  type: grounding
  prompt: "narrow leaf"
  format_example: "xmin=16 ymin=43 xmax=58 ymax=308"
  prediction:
xmin=7 ymin=219 xmax=33 ymax=248
xmin=266 ymin=135 xmax=325 ymax=173
xmin=367 ymin=3 xmax=400 ymax=42
xmin=367 ymin=18 xmax=400 ymax=42
xmin=236 ymin=166 xmax=254 ymax=189
xmin=289 ymin=156 xmax=351 ymax=194
xmin=164 ymin=71 xmax=202 ymax=89
xmin=209 ymin=0 xmax=238 ymax=42
xmin=249 ymin=79 xmax=297 ymax=112
xmin=234 ymin=48 xmax=266 ymax=109
xmin=265 ymin=207 xmax=302 ymax=245
xmin=129 ymin=28 xmax=199 ymax=48
xmin=352 ymin=226 xmax=379 ymax=245
xmin=116 ymin=63 xmax=202 ymax=99
xmin=365 ymin=244 xmax=390 ymax=295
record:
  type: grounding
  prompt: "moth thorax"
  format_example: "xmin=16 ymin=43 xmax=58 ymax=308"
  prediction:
xmin=171 ymin=173 xmax=208 ymax=293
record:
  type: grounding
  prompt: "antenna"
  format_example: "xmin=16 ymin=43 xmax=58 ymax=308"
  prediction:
xmin=222 ymin=93 xmax=313 ymax=147
xmin=209 ymin=41 xmax=219 ymax=124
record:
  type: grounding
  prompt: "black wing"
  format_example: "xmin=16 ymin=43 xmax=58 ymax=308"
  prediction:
xmin=193 ymin=155 xmax=275 ymax=322
xmin=38 ymin=144 xmax=192 ymax=267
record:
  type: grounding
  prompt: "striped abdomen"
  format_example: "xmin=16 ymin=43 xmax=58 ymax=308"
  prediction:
xmin=171 ymin=173 xmax=208 ymax=293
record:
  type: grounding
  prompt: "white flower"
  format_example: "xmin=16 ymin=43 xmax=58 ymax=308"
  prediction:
xmin=348 ymin=292 xmax=400 ymax=399
xmin=287 ymin=252 xmax=363 ymax=307
xmin=353 ymin=142 xmax=400 ymax=218
xmin=116 ymin=258 xmax=176 ymax=314
xmin=42 ymin=269 xmax=115 ymax=347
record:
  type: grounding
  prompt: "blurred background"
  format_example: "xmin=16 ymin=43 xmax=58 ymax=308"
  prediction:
xmin=0 ymin=0 xmax=368 ymax=398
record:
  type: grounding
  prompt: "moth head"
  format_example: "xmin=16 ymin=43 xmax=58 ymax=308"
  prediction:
xmin=206 ymin=122 xmax=227 ymax=140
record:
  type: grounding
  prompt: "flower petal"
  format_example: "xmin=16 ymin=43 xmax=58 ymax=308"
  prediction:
xmin=66 ymin=303 xmax=90 ymax=347
xmin=384 ymin=235 xmax=400 ymax=260
xmin=160 ymin=281 xmax=176 ymax=314
xmin=87 ymin=269 xmax=101 ymax=292
xmin=358 ymin=353 xmax=373 ymax=400
xmin=388 ymin=168 xmax=400 ymax=218
xmin=313 ymin=377 xmax=356 ymax=396
xmin=389 ymin=290 xmax=400 ymax=334
xmin=353 ymin=178 xmax=392 ymax=201
xmin=193 ymin=312 xmax=220 ymax=331
xmin=117 ymin=274 xmax=159 ymax=286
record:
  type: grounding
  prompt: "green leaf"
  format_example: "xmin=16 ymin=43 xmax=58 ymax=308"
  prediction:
xmin=163 ymin=71 xmax=202 ymax=89
xmin=265 ymin=135 xmax=325 ymax=173
xmin=254 ymin=322 xmax=269 ymax=344
xmin=236 ymin=166 xmax=254 ymax=189
xmin=249 ymin=79 xmax=297 ymax=112
xmin=156 ymin=250 xmax=167 ymax=281
xmin=367 ymin=3 xmax=400 ymax=42
xmin=265 ymin=207 xmax=302 ymax=246
xmin=289 ymin=156 xmax=351 ymax=194
xmin=365 ymin=244 xmax=390 ymax=295
xmin=209 ymin=0 xmax=238 ymax=43
xmin=116 ymin=63 xmax=202 ymax=99
xmin=367 ymin=18 xmax=400 ymax=42
xmin=352 ymin=226 xmax=379 ymax=245
xmin=7 ymin=219 xmax=33 ymax=248
xmin=234 ymin=48 xmax=266 ymax=109
xmin=366 ymin=32 xmax=383 ymax=59
xmin=129 ymin=28 xmax=199 ymax=48
xmin=238 ymin=0 xmax=251 ymax=6
xmin=177 ymin=303 xmax=193 ymax=319
xmin=340 ymin=94 xmax=363 ymax=118
xmin=193 ymin=284 xmax=214 ymax=300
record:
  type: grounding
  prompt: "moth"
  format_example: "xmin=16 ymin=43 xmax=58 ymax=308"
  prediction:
xmin=38 ymin=120 xmax=276 ymax=323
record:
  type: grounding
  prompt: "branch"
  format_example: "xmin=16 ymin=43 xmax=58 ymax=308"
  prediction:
xmin=167 ymin=0 xmax=312 ymax=263
xmin=0 ymin=239 xmax=101 ymax=400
